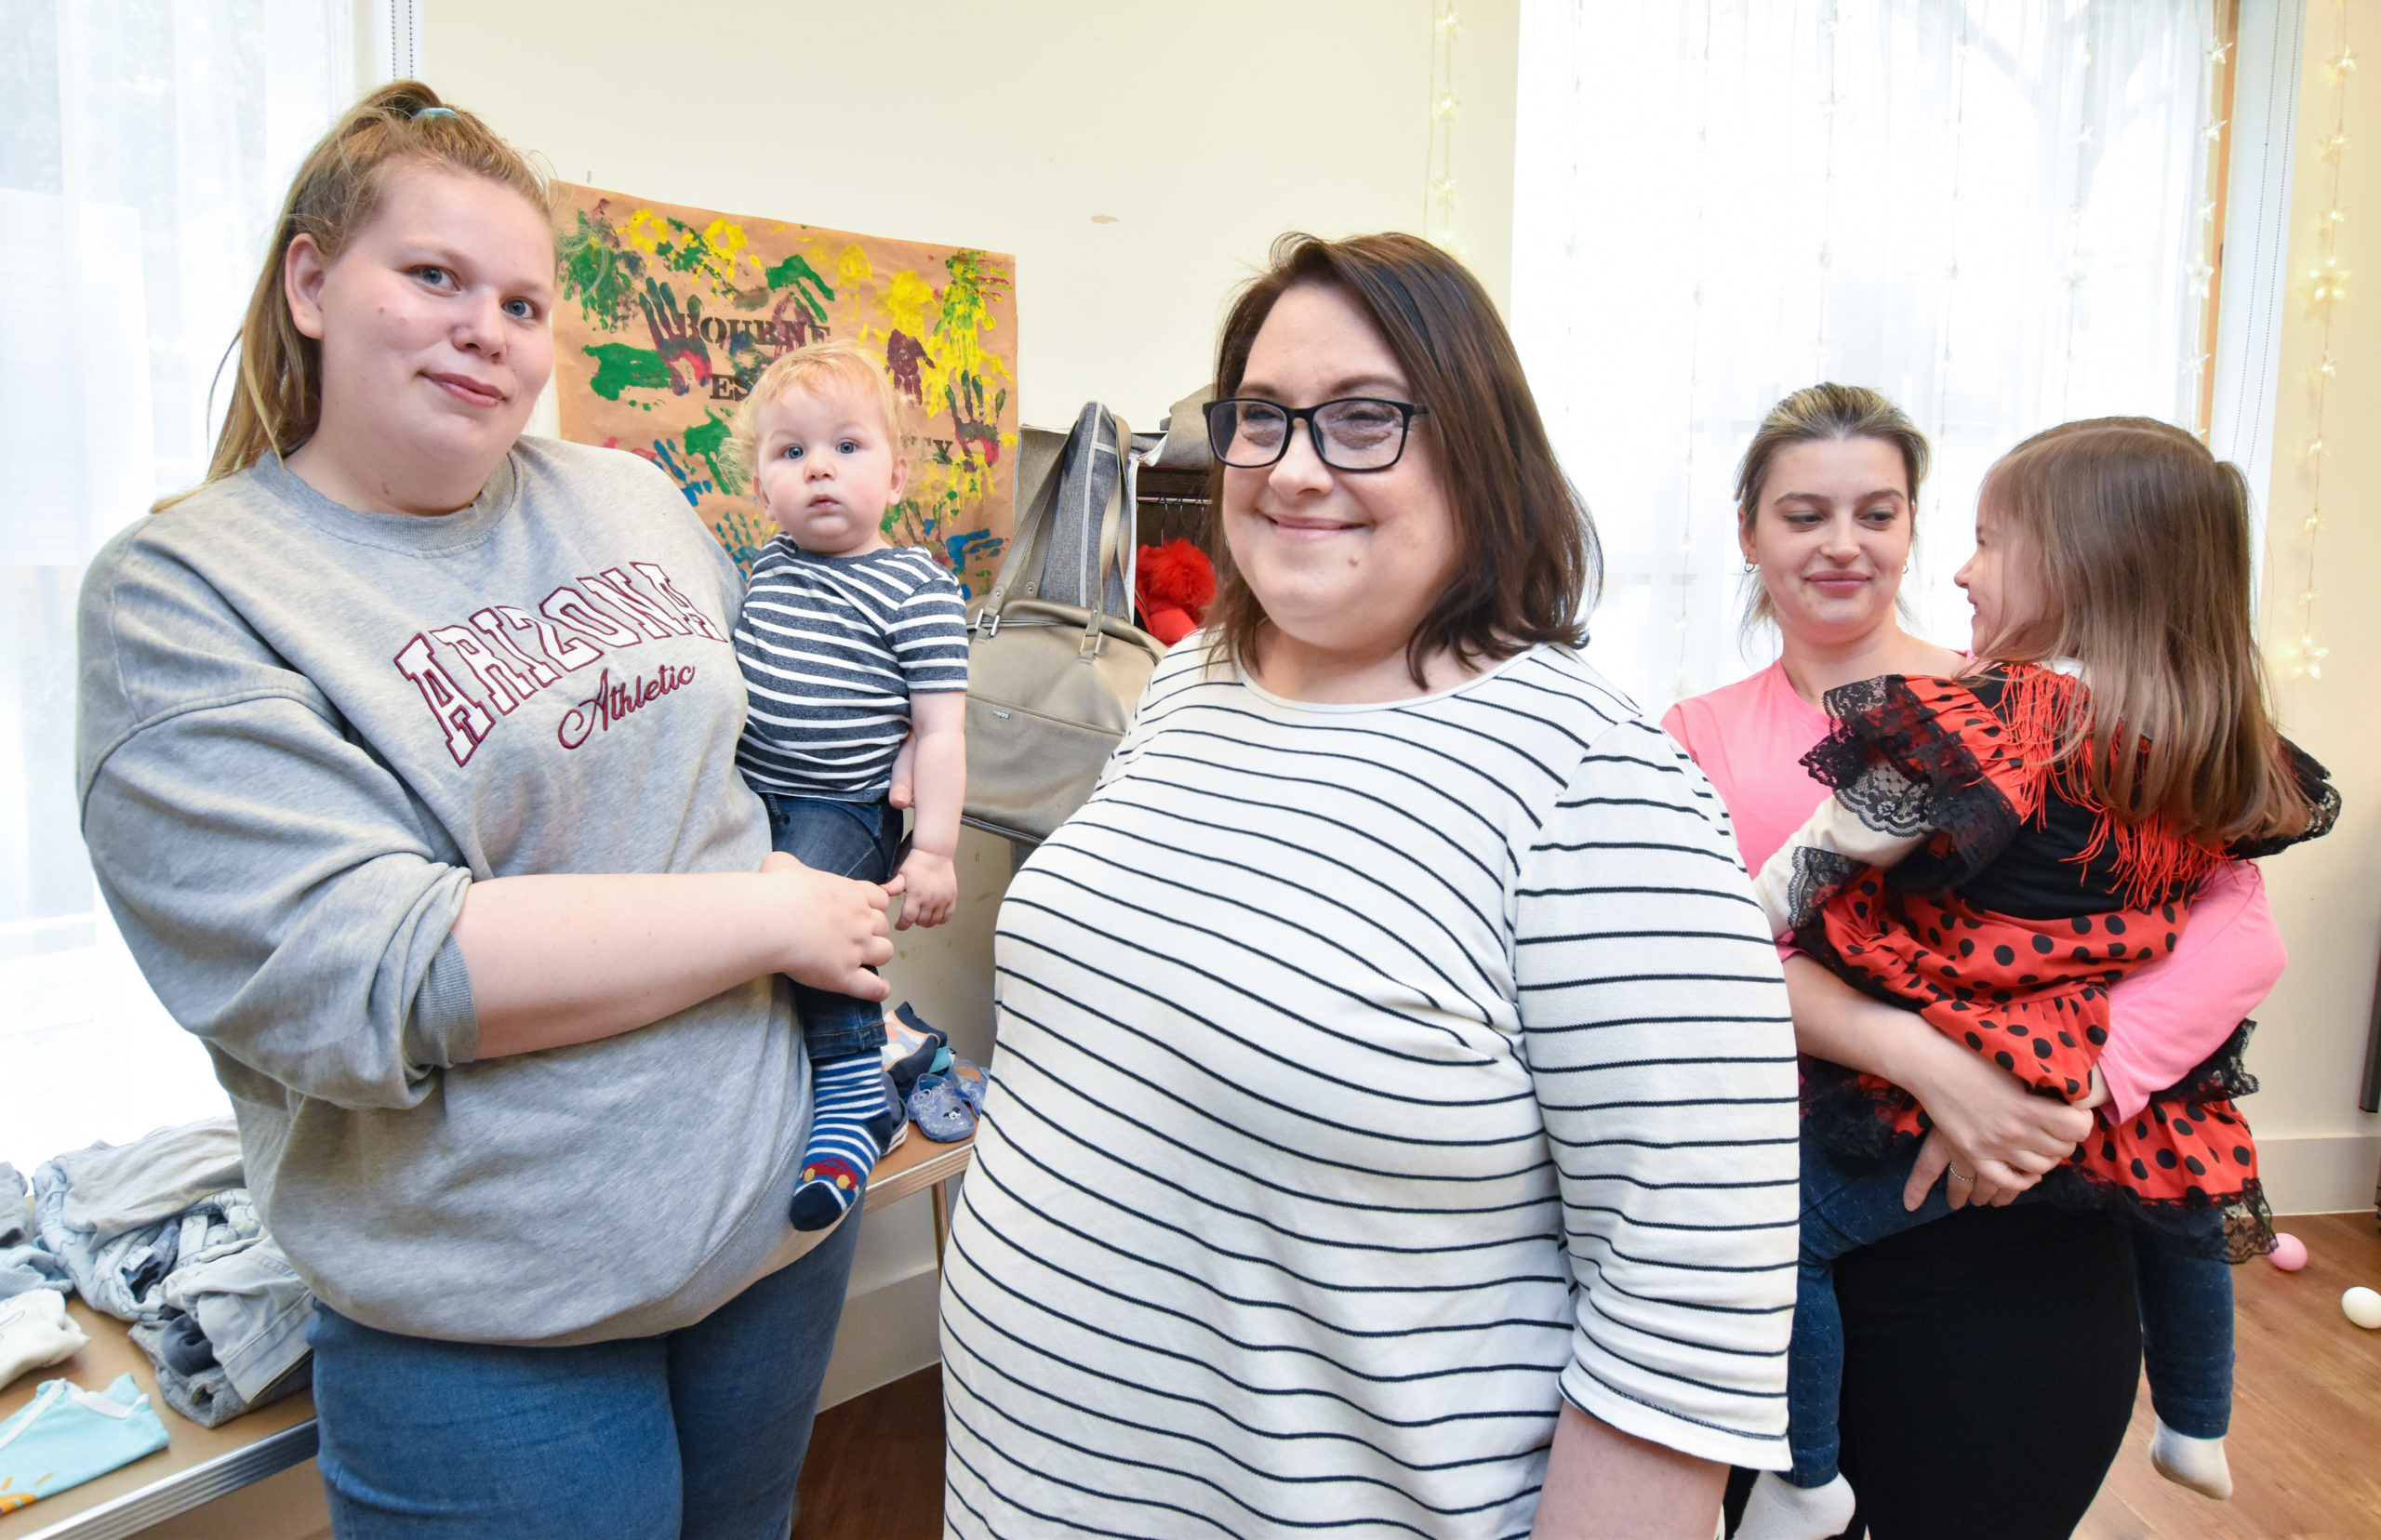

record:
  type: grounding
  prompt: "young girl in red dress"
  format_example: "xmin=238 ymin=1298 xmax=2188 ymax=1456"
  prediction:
xmin=1736 ymin=418 xmax=2337 ymax=1540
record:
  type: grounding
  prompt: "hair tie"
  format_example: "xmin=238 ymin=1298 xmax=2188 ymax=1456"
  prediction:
xmin=413 ymin=106 xmax=458 ymax=120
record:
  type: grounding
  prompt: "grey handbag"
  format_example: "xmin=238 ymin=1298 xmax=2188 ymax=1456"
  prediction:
xmin=963 ymin=405 xmax=1166 ymax=845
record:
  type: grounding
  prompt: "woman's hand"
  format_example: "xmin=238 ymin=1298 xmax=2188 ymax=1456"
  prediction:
xmin=1783 ymin=956 xmax=2091 ymax=1205
xmin=1890 ymin=1026 xmax=2091 ymax=1198
xmin=759 ymin=852 xmax=895 ymax=995
xmin=1908 ymin=1127 xmax=2029 ymax=1211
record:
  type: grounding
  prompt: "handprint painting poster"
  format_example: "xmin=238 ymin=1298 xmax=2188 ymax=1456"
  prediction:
xmin=550 ymin=180 xmax=1018 ymax=594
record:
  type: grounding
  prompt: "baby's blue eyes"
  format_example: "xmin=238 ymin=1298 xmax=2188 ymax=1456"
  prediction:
xmin=777 ymin=440 xmax=865 ymax=459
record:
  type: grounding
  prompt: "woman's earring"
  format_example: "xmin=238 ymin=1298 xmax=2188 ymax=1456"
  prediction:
xmin=1742 ymin=561 xmax=1759 ymax=574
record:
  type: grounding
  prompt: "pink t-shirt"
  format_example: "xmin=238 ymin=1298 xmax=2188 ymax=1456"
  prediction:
xmin=1662 ymin=660 xmax=2287 ymax=1122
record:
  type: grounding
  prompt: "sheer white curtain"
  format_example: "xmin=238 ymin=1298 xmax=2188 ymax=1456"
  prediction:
xmin=1514 ymin=0 xmax=2224 ymax=714
xmin=2 ymin=1 xmax=353 ymax=1171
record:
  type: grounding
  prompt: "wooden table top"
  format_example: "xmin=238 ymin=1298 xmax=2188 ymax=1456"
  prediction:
xmin=0 ymin=1300 xmax=315 ymax=1540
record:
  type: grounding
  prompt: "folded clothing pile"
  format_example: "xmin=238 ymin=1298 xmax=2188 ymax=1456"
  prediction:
xmin=29 ymin=1116 xmax=313 ymax=1427
xmin=0 ymin=1165 xmax=69 ymax=1303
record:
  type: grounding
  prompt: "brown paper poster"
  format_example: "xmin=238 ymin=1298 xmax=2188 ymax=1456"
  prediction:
xmin=550 ymin=180 xmax=1018 ymax=596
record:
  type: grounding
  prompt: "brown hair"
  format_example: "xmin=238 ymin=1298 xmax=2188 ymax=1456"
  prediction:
xmin=1734 ymin=382 xmax=1931 ymax=633
xmin=1978 ymin=417 xmax=2309 ymax=846
xmin=1204 ymin=232 xmax=1599 ymax=685
xmin=728 ymin=338 xmax=913 ymax=485
xmin=161 ymin=81 xmax=551 ymax=510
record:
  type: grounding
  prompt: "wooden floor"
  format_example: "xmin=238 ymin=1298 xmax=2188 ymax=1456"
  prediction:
xmin=794 ymin=1362 xmax=948 ymax=1539
xmin=792 ymin=1215 xmax=2381 ymax=1540
xmin=2077 ymin=1211 xmax=2381 ymax=1540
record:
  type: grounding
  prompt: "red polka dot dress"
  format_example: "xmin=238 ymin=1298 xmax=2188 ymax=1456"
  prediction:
xmin=1751 ymin=665 xmax=2336 ymax=1259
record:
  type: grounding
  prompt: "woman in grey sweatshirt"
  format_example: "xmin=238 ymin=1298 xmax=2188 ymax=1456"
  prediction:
xmin=74 ymin=84 xmax=890 ymax=1539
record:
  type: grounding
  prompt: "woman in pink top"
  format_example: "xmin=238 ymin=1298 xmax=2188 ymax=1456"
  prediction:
xmin=1663 ymin=384 xmax=2285 ymax=1540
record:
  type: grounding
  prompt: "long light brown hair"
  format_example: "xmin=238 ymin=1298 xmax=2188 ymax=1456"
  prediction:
xmin=1978 ymin=417 xmax=2309 ymax=846
xmin=160 ymin=81 xmax=550 ymax=511
xmin=1733 ymin=382 xmax=1931 ymax=639
xmin=1204 ymin=232 xmax=1600 ymax=685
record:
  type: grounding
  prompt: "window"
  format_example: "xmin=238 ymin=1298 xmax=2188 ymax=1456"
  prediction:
xmin=1513 ymin=0 xmax=2236 ymax=713
xmin=3 ymin=2 xmax=356 ymax=1171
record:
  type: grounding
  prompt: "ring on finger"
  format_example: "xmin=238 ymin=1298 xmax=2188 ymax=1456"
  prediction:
xmin=1948 ymin=1163 xmax=1975 ymax=1182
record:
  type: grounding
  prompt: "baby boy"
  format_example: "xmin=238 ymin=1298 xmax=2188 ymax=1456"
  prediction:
xmin=728 ymin=339 xmax=968 ymax=1229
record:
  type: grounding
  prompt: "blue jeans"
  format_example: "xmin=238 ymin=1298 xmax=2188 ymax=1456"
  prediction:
xmin=1788 ymin=1138 xmax=2233 ymax=1485
xmin=762 ymin=794 xmax=899 ymax=1059
xmin=308 ymin=1209 xmax=863 ymax=1539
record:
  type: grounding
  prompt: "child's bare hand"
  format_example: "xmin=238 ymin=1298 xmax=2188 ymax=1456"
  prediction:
xmin=895 ymin=848 xmax=957 ymax=929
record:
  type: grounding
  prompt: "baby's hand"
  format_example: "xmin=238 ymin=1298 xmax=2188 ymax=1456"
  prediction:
xmin=896 ymin=848 xmax=957 ymax=929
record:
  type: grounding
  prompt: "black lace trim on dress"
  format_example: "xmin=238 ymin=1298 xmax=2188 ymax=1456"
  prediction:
xmin=2036 ymin=1168 xmax=2275 ymax=1264
xmin=2230 ymin=740 xmax=2343 ymax=858
xmin=1781 ymin=847 xmax=1868 ymax=937
xmin=1801 ymin=674 xmax=2023 ymax=896
xmin=2148 ymin=1020 xmax=2260 ymax=1107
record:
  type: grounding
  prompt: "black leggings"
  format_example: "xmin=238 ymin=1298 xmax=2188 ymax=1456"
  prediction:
xmin=1728 ymin=1201 xmax=2141 ymax=1539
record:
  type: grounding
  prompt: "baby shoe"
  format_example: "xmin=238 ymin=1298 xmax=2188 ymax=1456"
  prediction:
xmin=881 ymin=1004 xmax=947 ymax=1095
xmin=906 ymin=1073 xmax=977 ymax=1143
xmin=947 ymin=1057 xmax=987 ymax=1115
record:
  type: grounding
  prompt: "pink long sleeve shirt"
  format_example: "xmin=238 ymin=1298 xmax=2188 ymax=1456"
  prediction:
xmin=1662 ymin=660 xmax=2285 ymax=1121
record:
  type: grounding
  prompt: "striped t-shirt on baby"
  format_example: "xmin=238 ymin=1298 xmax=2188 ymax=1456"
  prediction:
xmin=733 ymin=538 xmax=969 ymax=801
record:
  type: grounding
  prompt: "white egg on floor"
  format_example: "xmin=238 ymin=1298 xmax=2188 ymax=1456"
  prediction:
xmin=2344 ymin=1286 xmax=2381 ymax=1330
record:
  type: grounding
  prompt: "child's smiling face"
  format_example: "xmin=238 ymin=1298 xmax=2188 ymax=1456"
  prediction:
xmin=751 ymin=383 xmax=908 ymax=556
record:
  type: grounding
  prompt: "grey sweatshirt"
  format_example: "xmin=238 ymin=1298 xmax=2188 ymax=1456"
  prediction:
xmin=75 ymin=439 xmax=826 ymax=1345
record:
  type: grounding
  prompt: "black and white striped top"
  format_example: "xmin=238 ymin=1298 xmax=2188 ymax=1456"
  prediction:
xmin=939 ymin=641 xmax=1799 ymax=1539
xmin=733 ymin=538 xmax=967 ymax=800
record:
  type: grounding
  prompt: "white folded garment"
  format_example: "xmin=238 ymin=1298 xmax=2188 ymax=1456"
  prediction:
xmin=0 ymin=1291 xmax=88 ymax=1392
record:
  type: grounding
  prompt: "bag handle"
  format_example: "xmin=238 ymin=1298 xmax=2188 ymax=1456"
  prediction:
xmin=978 ymin=434 xmax=1066 ymax=621
xmin=977 ymin=408 xmax=1135 ymax=637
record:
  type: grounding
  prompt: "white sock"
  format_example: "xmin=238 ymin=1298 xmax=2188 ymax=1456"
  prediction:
xmin=1736 ymin=1469 xmax=1856 ymax=1540
xmin=0 ymin=1290 xmax=87 ymax=1390
xmin=2148 ymin=1417 xmax=2232 ymax=1500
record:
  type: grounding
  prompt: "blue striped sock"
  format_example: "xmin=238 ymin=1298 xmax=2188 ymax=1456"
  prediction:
xmin=790 ymin=1054 xmax=897 ymax=1231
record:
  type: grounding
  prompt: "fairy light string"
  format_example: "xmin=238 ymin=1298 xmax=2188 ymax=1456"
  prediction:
xmin=2187 ymin=12 xmax=2231 ymax=427
xmin=1426 ymin=3 xmax=1461 ymax=250
xmin=2286 ymin=1 xmax=2352 ymax=681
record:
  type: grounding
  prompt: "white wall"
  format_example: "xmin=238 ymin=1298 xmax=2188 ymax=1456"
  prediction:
xmin=428 ymin=0 xmax=1518 ymax=433
xmin=2243 ymin=20 xmax=2381 ymax=1217
xmin=417 ymin=0 xmax=1522 ymax=1408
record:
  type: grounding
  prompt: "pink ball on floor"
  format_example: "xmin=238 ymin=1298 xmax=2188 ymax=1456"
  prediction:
xmin=2268 ymin=1232 xmax=2308 ymax=1271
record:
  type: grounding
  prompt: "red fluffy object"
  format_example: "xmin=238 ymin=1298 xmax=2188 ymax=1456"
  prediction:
xmin=1135 ymin=538 xmax=1216 ymax=646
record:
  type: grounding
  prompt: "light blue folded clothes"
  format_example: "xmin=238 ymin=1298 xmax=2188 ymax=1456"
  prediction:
xmin=0 ymin=1165 xmax=69 ymax=1304
xmin=0 ymin=1374 xmax=168 ymax=1513
xmin=33 ymin=1167 xmax=260 ymax=1323
xmin=121 ymin=1237 xmax=316 ymax=1427
xmin=51 ymin=1117 xmax=243 ymax=1244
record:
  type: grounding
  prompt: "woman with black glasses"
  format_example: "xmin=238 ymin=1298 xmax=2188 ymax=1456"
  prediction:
xmin=937 ymin=232 xmax=1800 ymax=1537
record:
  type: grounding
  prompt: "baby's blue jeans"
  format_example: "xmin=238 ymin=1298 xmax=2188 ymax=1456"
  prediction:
xmin=762 ymin=793 xmax=900 ymax=1058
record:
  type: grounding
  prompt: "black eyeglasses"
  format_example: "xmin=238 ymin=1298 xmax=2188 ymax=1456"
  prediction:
xmin=1203 ymin=397 xmax=1430 ymax=472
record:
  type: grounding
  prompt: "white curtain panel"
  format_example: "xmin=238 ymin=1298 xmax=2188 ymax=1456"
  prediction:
xmin=1514 ymin=0 xmax=2223 ymax=714
xmin=1 ymin=0 xmax=352 ymax=1171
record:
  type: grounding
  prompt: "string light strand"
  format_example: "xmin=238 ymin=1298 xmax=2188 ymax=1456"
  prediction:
xmin=2285 ymin=1 xmax=2351 ymax=681
xmin=1425 ymin=4 xmax=1462 ymax=251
